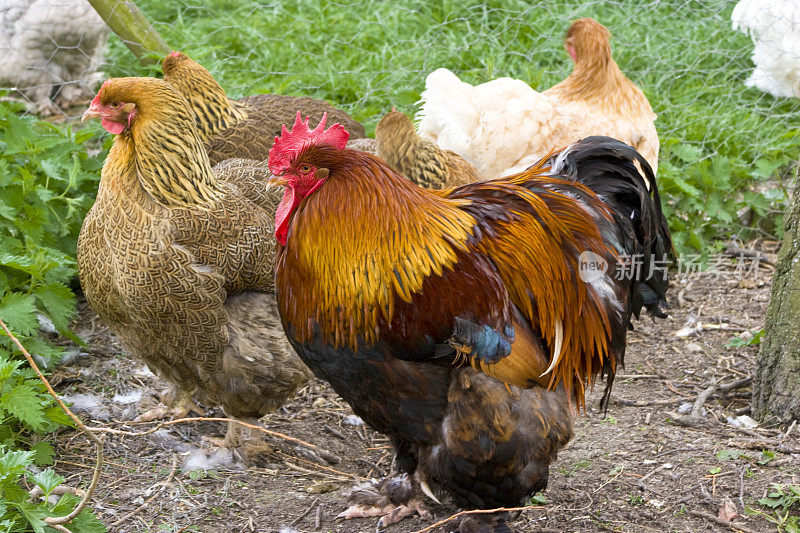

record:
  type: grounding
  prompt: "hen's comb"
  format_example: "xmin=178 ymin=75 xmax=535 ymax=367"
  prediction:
xmin=268 ymin=112 xmax=349 ymax=175
xmin=169 ymin=50 xmax=181 ymax=58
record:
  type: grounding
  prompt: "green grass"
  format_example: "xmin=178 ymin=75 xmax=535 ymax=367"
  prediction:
xmin=101 ymin=0 xmax=800 ymax=256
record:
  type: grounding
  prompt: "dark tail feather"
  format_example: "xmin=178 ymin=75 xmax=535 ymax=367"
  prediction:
xmin=548 ymin=136 xmax=673 ymax=321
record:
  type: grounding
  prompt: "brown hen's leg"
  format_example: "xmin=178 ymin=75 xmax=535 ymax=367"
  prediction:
xmin=337 ymin=474 xmax=433 ymax=528
xmin=135 ymin=385 xmax=205 ymax=422
xmin=204 ymin=418 xmax=271 ymax=463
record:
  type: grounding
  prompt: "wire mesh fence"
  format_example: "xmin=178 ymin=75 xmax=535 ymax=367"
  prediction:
xmin=1 ymin=0 xmax=799 ymax=251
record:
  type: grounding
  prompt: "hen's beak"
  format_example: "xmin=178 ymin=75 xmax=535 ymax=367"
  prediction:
xmin=81 ymin=104 xmax=101 ymax=122
xmin=267 ymin=174 xmax=289 ymax=188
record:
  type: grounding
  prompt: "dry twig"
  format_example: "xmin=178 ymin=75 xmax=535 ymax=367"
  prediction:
xmin=94 ymin=417 xmax=341 ymax=464
xmin=0 ymin=318 xmax=104 ymax=529
xmin=689 ymin=509 xmax=761 ymax=533
xmin=409 ymin=505 xmax=542 ymax=533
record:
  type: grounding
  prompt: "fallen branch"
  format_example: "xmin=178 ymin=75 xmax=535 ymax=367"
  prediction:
xmin=612 ymin=396 xmax=684 ymax=407
xmin=409 ymin=505 xmax=542 ymax=533
xmin=723 ymin=245 xmax=775 ymax=267
xmin=669 ymin=382 xmax=718 ymax=427
xmin=0 ymin=318 xmax=104 ymax=529
xmin=726 ymin=439 xmax=800 ymax=455
xmin=668 ymin=377 xmax=753 ymax=428
xmin=689 ymin=509 xmax=762 ymax=533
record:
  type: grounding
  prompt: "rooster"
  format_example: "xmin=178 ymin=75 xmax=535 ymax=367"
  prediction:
xmin=268 ymin=114 xmax=671 ymax=530
xmin=78 ymin=77 xmax=311 ymax=456
xmin=417 ymin=17 xmax=659 ymax=178
xmin=375 ymin=109 xmax=480 ymax=189
xmin=161 ymin=51 xmax=366 ymax=165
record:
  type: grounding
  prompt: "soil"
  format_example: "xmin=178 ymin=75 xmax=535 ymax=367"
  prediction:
xmin=46 ymin=252 xmax=799 ymax=533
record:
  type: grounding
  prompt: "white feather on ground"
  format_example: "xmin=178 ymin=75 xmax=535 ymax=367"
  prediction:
xmin=0 ymin=0 xmax=110 ymax=115
xmin=732 ymin=0 xmax=800 ymax=98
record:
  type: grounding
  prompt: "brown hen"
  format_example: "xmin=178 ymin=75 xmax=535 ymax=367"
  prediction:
xmin=78 ymin=77 xmax=311 ymax=455
xmin=161 ymin=51 xmax=366 ymax=165
xmin=375 ymin=110 xmax=480 ymax=189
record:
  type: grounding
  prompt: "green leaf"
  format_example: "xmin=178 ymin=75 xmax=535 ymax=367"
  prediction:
xmin=29 ymin=469 xmax=65 ymax=496
xmin=52 ymin=493 xmax=108 ymax=533
xmin=9 ymin=501 xmax=48 ymax=533
xmin=32 ymin=283 xmax=76 ymax=334
xmin=757 ymin=450 xmax=776 ymax=465
xmin=0 ymin=292 xmax=39 ymax=336
xmin=716 ymin=449 xmax=746 ymax=461
xmin=30 ymin=441 xmax=55 ymax=467
xmin=0 ymin=383 xmax=48 ymax=430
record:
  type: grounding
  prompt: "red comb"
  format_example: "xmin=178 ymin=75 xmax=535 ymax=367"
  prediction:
xmin=268 ymin=112 xmax=349 ymax=175
xmin=170 ymin=51 xmax=181 ymax=58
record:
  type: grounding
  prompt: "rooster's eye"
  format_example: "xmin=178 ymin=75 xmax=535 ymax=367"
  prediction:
xmin=299 ymin=164 xmax=311 ymax=174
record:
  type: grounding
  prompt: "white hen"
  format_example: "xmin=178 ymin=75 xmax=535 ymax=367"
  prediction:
xmin=417 ymin=18 xmax=658 ymax=178
xmin=0 ymin=0 xmax=110 ymax=115
xmin=732 ymin=0 xmax=800 ymax=98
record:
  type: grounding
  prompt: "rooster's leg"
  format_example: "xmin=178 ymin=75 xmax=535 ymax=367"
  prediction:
xmin=337 ymin=473 xmax=434 ymax=528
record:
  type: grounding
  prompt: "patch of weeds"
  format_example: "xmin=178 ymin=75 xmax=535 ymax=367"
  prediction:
xmin=628 ymin=493 xmax=645 ymax=506
xmin=528 ymin=492 xmax=547 ymax=505
xmin=728 ymin=328 xmax=765 ymax=348
xmin=558 ymin=459 xmax=592 ymax=477
xmin=747 ymin=483 xmax=800 ymax=533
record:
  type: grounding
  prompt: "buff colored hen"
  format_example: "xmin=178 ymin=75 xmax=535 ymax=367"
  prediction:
xmin=78 ymin=77 xmax=311 ymax=457
xmin=417 ymin=18 xmax=659 ymax=178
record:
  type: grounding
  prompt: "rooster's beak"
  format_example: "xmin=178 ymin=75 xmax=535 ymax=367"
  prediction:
xmin=81 ymin=105 xmax=101 ymax=122
xmin=267 ymin=174 xmax=289 ymax=188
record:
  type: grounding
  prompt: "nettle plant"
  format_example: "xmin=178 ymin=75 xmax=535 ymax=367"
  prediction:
xmin=0 ymin=97 xmax=107 ymax=530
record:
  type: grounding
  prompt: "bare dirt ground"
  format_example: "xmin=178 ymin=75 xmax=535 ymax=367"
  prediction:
xmin=46 ymin=252 xmax=799 ymax=533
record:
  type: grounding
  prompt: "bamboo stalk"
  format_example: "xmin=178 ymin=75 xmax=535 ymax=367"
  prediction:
xmin=88 ymin=0 xmax=171 ymax=64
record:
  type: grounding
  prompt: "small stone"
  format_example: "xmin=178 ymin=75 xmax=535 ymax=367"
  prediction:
xmin=686 ymin=342 xmax=703 ymax=353
xmin=739 ymin=330 xmax=754 ymax=342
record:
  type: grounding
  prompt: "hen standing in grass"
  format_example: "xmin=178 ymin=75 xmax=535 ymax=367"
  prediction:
xmin=417 ymin=17 xmax=659 ymax=178
xmin=78 ymin=77 xmax=311 ymax=456
xmin=375 ymin=109 xmax=480 ymax=189
xmin=269 ymin=113 xmax=671 ymax=531
xmin=161 ymin=51 xmax=366 ymax=165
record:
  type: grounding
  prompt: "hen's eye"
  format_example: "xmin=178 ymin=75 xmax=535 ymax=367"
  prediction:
xmin=299 ymin=164 xmax=311 ymax=174
xmin=109 ymin=101 xmax=121 ymax=109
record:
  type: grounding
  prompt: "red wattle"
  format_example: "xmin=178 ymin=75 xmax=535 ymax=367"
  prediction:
xmin=275 ymin=187 xmax=296 ymax=246
xmin=101 ymin=118 xmax=126 ymax=135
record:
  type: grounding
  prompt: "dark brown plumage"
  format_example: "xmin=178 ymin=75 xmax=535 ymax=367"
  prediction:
xmin=375 ymin=110 xmax=480 ymax=189
xmin=161 ymin=51 xmax=366 ymax=165
xmin=78 ymin=77 xmax=311 ymax=453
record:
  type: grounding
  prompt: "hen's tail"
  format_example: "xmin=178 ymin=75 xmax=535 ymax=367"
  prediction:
xmin=549 ymin=136 xmax=673 ymax=322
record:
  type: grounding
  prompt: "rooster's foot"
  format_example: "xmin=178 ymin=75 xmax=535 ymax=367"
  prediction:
xmin=337 ymin=474 xmax=434 ymax=528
